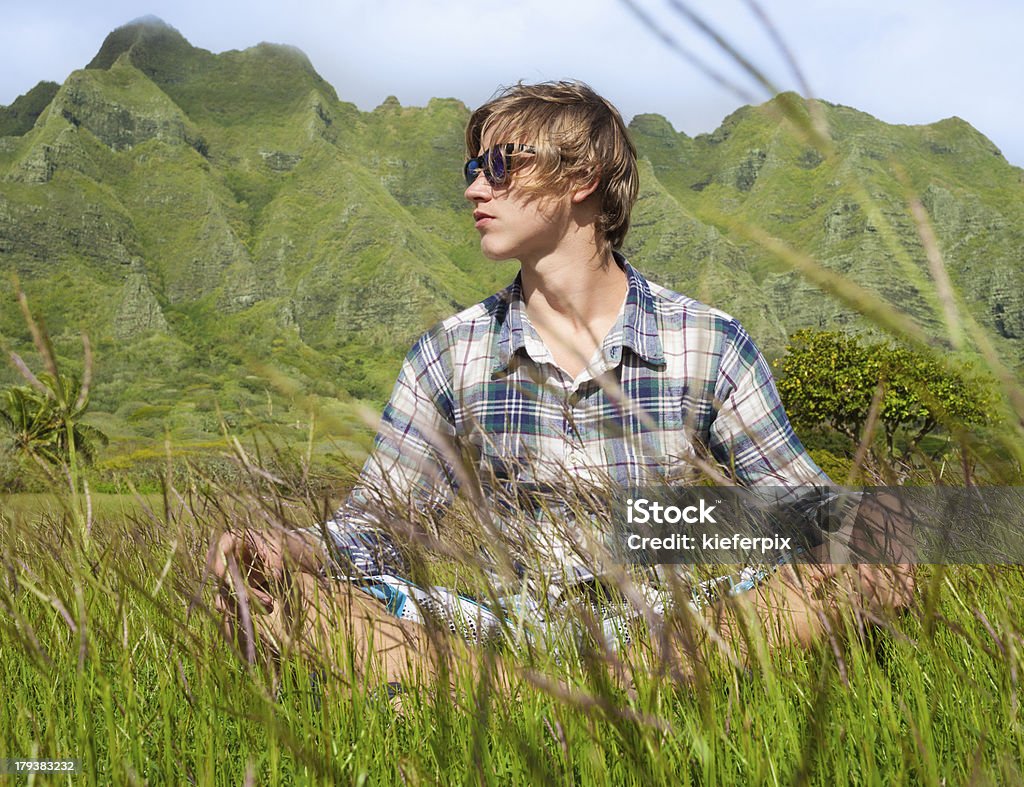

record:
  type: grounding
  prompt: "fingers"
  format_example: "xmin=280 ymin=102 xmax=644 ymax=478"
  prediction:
xmin=854 ymin=563 xmax=915 ymax=613
xmin=210 ymin=531 xmax=236 ymax=586
xmin=217 ymin=574 xmax=275 ymax=613
xmin=211 ymin=531 xmax=280 ymax=613
xmin=244 ymin=532 xmax=289 ymax=603
xmin=226 ymin=553 xmax=258 ymax=664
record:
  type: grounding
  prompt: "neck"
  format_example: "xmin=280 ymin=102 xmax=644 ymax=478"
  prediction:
xmin=519 ymin=241 xmax=626 ymax=330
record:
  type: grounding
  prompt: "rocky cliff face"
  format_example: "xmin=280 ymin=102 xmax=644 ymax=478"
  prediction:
xmin=115 ymin=266 xmax=169 ymax=339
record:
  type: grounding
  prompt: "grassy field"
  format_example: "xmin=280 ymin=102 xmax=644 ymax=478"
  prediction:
xmin=2 ymin=487 xmax=1023 ymax=785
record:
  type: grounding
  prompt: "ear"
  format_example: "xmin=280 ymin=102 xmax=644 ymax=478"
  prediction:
xmin=570 ymin=176 xmax=601 ymax=204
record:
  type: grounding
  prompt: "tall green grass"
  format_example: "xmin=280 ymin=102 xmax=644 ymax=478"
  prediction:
xmin=2 ymin=489 xmax=1024 ymax=783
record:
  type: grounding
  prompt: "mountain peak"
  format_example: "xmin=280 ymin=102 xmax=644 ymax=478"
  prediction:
xmin=0 ymin=80 xmax=60 ymax=136
xmin=86 ymin=16 xmax=193 ymax=71
xmin=125 ymin=14 xmax=174 ymax=28
xmin=629 ymin=113 xmax=681 ymax=139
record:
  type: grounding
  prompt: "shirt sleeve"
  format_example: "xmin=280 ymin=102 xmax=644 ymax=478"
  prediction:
xmin=708 ymin=320 xmax=831 ymax=488
xmin=323 ymin=327 xmax=459 ymax=577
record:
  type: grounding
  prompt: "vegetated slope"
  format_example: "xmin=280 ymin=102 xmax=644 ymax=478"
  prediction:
xmin=1 ymin=17 xmax=1022 ymax=452
xmin=628 ymin=100 xmax=1024 ymax=348
xmin=0 ymin=80 xmax=60 ymax=137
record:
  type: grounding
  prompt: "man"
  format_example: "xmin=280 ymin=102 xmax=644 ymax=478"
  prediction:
xmin=213 ymin=81 xmax=913 ymax=685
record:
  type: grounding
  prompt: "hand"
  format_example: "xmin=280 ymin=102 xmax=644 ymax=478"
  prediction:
xmin=211 ymin=529 xmax=327 ymax=613
xmin=852 ymin=563 xmax=916 ymax=614
xmin=211 ymin=530 xmax=289 ymax=613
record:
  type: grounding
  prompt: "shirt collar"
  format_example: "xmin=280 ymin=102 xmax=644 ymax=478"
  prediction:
xmin=492 ymin=252 xmax=665 ymax=374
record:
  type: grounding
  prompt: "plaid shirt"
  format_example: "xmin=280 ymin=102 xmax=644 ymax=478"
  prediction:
xmin=329 ymin=255 xmax=828 ymax=553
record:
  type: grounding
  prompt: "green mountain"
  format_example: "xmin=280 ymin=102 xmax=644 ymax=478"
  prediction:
xmin=0 ymin=81 xmax=60 ymax=137
xmin=1 ymin=17 xmax=1022 ymax=458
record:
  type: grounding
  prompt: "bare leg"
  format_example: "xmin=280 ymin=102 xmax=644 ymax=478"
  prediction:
xmin=220 ymin=569 xmax=501 ymax=693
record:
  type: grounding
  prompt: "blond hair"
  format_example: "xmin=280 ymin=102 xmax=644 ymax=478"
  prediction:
xmin=466 ymin=81 xmax=639 ymax=257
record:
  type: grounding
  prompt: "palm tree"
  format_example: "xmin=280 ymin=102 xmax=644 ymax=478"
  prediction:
xmin=0 ymin=374 xmax=107 ymax=469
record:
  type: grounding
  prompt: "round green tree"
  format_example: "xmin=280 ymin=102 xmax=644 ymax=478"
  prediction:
xmin=775 ymin=329 xmax=995 ymax=466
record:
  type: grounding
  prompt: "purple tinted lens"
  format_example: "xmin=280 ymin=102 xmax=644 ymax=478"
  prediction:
xmin=487 ymin=147 xmax=507 ymax=183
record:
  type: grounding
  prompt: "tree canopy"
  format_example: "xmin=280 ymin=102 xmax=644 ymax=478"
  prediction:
xmin=775 ymin=329 xmax=995 ymax=463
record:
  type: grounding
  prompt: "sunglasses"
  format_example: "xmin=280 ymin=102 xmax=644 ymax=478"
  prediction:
xmin=464 ymin=143 xmax=537 ymax=187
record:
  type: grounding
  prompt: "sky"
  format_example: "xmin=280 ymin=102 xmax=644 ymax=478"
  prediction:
xmin=2 ymin=0 xmax=1022 ymax=166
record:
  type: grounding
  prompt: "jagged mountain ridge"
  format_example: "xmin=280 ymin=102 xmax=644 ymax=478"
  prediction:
xmin=1 ymin=17 xmax=1022 ymax=448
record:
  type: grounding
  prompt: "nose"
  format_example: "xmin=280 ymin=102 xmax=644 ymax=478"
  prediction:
xmin=464 ymin=170 xmax=491 ymax=203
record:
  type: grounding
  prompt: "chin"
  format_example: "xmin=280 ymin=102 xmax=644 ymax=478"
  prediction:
xmin=479 ymin=240 xmax=516 ymax=262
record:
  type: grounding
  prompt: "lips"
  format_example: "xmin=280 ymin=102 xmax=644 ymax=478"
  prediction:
xmin=473 ymin=210 xmax=493 ymax=229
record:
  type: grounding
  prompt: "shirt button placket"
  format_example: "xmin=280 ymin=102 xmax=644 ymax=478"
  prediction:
xmin=566 ymin=389 xmax=583 ymax=469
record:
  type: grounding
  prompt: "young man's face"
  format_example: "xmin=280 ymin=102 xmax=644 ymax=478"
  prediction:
xmin=464 ymin=139 xmax=575 ymax=264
